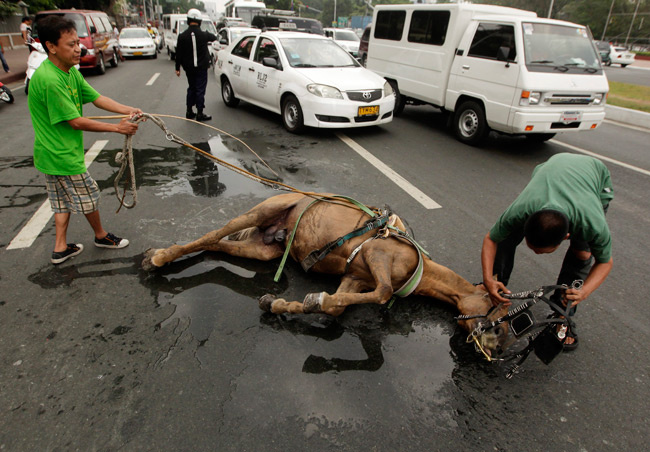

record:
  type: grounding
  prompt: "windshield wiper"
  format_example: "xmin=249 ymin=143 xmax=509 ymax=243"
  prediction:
xmin=530 ymin=60 xmax=554 ymax=64
xmin=293 ymin=63 xmax=317 ymax=67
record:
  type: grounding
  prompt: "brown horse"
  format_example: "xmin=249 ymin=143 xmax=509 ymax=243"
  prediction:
xmin=142 ymin=193 xmax=510 ymax=357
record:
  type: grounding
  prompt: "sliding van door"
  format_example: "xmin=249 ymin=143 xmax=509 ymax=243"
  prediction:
xmin=450 ymin=22 xmax=519 ymax=129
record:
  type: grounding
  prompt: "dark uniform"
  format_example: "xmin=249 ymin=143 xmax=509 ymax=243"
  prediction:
xmin=175 ymin=23 xmax=217 ymax=120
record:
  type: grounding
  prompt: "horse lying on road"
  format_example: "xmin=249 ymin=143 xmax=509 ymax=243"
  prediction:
xmin=142 ymin=193 xmax=510 ymax=357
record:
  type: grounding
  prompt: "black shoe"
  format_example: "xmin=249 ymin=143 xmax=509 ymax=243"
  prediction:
xmin=196 ymin=112 xmax=212 ymax=121
xmin=51 ymin=243 xmax=84 ymax=265
xmin=95 ymin=232 xmax=129 ymax=249
xmin=186 ymin=110 xmax=196 ymax=120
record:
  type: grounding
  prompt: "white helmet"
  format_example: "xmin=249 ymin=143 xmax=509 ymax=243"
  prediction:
xmin=187 ymin=9 xmax=203 ymax=23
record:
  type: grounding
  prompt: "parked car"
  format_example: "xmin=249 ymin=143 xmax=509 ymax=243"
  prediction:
xmin=593 ymin=40 xmax=611 ymax=65
xmin=215 ymin=31 xmax=395 ymax=133
xmin=358 ymin=24 xmax=371 ymax=67
xmin=34 ymin=9 xmax=118 ymax=74
xmin=119 ymin=27 xmax=157 ymax=59
xmin=324 ymin=28 xmax=361 ymax=57
xmin=609 ymin=46 xmax=635 ymax=67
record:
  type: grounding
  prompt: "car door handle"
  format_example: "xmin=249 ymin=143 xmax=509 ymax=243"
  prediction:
xmin=462 ymin=65 xmax=470 ymax=70
xmin=228 ymin=60 xmax=233 ymax=64
xmin=249 ymin=67 xmax=255 ymax=72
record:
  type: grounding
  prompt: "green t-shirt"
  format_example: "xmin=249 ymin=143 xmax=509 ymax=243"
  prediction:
xmin=28 ymin=59 xmax=100 ymax=175
xmin=489 ymin=153 xmax=614 ymax=263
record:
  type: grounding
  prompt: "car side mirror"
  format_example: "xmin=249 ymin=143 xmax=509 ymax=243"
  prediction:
xmin=262 ymin=57 xmax=280 ymax=70
xmin=220 ymin=38 xmax=228 ymax=45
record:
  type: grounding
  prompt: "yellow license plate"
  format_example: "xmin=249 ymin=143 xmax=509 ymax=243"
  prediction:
xmin=358 ymin=106 xmax=379 ymax=116
xmin=134 ymin=51 xmax=143 ymax=56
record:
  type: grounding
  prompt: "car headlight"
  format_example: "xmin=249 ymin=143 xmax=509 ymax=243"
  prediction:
xmin=520 ymin=90 xmax=541 ymax=106
xmin=307 ymin=84 xmax=343 ymax=99
xmin=592 ymin=94 xmax=604 ymax=105
xmin=383 ymin=81 xmax=394 ymax=97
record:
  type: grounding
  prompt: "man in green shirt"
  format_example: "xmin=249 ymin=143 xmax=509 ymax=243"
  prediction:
xmin=481 ymin=153 xmax=614 ymax=349
xmin=28 ymin=15 xmax=141 ymax=264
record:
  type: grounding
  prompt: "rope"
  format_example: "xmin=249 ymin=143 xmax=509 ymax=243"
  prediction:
xmin=88 ymin=113 xmax=376 ymax=213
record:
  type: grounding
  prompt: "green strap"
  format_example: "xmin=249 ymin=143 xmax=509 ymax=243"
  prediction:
xmin=274 ymin=198 xmax=319 ymax=282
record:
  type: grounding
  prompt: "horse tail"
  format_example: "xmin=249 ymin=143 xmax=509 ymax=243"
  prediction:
xmin=227 ymin=227 xmax=257 ymax=241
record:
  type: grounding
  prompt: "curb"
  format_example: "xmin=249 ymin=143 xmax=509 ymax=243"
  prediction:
xmin=605 ymin=105 xmax=650 ymax=130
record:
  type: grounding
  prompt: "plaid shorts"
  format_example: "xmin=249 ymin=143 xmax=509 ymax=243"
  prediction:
xmin=45 ymin=172 xmax=100 ymax=214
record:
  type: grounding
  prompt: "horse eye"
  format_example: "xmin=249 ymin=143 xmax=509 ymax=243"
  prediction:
xmin=494 ymin=327 xmax=502 ymax=335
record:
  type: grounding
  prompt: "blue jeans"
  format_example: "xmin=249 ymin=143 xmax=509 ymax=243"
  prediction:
xmin=0 ymin=48 xmax=9 ymax=72
xmin=185 ymin=70 xmax=208 ymax=111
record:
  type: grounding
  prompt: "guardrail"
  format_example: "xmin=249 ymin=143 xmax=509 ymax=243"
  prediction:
xmin=0 ymin=33 xmax=23 ymax=50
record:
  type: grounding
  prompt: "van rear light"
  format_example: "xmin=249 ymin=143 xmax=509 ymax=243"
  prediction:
xmin=591 ymin=124 xmax=598 ymax=129
xmin=525 ymin=125 xmax=534 ymax=131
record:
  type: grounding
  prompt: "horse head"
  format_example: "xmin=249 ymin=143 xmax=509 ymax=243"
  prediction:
xmin=456 ymin=289 xmax=511 ymax=359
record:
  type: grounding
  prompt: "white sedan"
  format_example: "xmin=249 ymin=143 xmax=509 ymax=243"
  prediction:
xmin=119 ymin=28 xmax=157 ymax=59
xmin=215 ymin=31 xmax=395 ymax=133
xmin=609 ymin=46 xmax=635 ymax=67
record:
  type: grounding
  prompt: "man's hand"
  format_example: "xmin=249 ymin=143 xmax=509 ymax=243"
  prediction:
xmin=562 ymin=288 xmax=587 ymax=309
xmin=484 ymin=278 xmax=511 ymax=307
xmin=175 ymin=70 xmax=181 ymax=77
xmin=116 ymin=118 xmax=138 ymax=135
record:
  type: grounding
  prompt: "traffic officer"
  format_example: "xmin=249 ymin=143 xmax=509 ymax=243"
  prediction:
xmin=175 ymin=8 xmax=217 ymax=121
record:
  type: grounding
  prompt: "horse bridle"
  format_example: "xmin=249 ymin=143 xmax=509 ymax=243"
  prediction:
xmin=457 ymin=280 xmax=583 ymax=377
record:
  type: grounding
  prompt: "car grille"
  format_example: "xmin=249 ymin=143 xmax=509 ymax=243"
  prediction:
xmin=347 ymin=90 xmax=382 ymax=103
xmin=544 ymin=94 xmax=594 ymax=105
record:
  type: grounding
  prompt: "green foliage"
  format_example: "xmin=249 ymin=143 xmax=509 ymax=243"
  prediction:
xmin=0 ymin=0 xmax=18 ymax=19
xmin=160 ymin=0 xmax=205 ymax=15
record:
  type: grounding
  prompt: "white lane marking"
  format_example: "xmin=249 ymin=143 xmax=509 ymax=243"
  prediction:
xmin=336 ymin=133 xmax=442 ymax=209
xmin=549 ymin=139 xmax=650 ymax=177
xmin=7 ymin=140 xmax=109 ymax=250
xmin=146 ymin=73 xmax=160 ymax=86
xmin=603 ymin=118 xmax=650 ymax=133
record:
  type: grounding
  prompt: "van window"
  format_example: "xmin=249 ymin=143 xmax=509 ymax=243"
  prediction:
xmin=163 ymin=17 xmax=170 ymax=29
xmin=100 ymin=16 xmax=113 ymax=33
xmin=91 ymin=15 xmax=106 ymax=33
xmin=375 ymin=10 xmax=405 ymax=41
xmin=408 ymin=10 xmax=450 ymax=46
xmin=468 ymin=23 xmax=516 ymax=61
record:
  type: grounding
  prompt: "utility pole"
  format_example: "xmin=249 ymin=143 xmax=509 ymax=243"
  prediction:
xmin=624 ymin=0 xmax=641 ymax=47
xmin=547 ymin=0 xmax=554 ymax=18
xmin=601 ymin=0 xmax=616 ymax=41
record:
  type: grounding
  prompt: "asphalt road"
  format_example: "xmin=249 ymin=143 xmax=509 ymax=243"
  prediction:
xmin=605 ymin=64 xmax=650 ymax=86
xmin=1 ymin=57 xmax=649 ymax=451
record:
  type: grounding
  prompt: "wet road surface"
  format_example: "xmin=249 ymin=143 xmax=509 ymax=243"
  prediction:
xmin=1 ymin=58 xmax=648 ymax=451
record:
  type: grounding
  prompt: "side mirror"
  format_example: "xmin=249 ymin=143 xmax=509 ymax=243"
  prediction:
xmin=90 ymin=26 xmax=97 ymax=34
xmin=497 ymin=46 xmax=510 ymax=62
xmin=262 ymin=57 xmax=279 ymax=69
xmin=220 ymin=38 xmax=228 ymax=45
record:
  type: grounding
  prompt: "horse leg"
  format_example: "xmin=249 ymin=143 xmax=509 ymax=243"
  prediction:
xmin=143 ymin=193 xmax=302 ymax=270
xmin=261 ymin=257 xmax=393 ymax=316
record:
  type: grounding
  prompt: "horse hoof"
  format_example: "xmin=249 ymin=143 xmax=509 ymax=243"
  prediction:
xmin=259 ymin=294 xmax=277 ymax=312
xmin=142 ymin=248 xmax=161 ymax=271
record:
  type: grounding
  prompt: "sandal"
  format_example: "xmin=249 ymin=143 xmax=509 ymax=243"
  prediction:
xmin=562 ymin=328 xmax=579 ymax=352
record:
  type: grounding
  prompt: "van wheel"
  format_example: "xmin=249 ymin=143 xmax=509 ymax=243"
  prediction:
xmin=282 ymin=95 xmax=305 ymax=134
xmin=454 ymin=100 xmax=488 ymax=146
xmin=221 ymin=78 xmax=240 ymax=107
xmin=96 ymin=54 xmax=106 ymax=75
xmin=526 ymin=133 xmax=556 ymax=142
xmin=110 ymin=52 xmax=119 ymax=68
xmin=388 ymin=80 xmax=405 ymax=117
xmin=25 ymin=79 xmax=29 ymax=95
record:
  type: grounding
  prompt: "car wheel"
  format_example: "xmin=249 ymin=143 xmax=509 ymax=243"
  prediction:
xmin=24 ymin=78 xmax=29 ymax=95
xmin=361 ymin=54 xmax=367 ymax=67
xmin=388 ymin=79 xmax=405 ymax=117
xmin=453 ymin=100 xmax=489 ymax=146
xmin=621 ymin=64 xmax=627 ymax=68
xmin=96 ymin=54 xmax=106 ymax=75
xmin=221 ymin=78 xmax=240 ymax=107
xmin=525 ymin=133 xmax=556 ymax=143
xmin=153 ymin=52 xmax=157 ymax=60
xmin=110 ymin=51 xmax=118 ymax=68
xmin=282 ymin=95 xmax=305 ymax=134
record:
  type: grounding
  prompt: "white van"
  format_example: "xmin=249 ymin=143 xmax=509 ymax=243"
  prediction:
xmin=367 ymin=4 xmax=609 ymax=145
xmin=162 ymin=13 xmax=219 ymax=63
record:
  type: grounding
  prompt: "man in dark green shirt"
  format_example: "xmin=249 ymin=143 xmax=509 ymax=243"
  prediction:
xmin=481 ymin=153 xmax=614 ymax=349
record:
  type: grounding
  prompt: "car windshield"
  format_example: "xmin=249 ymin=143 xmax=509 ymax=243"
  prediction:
xmin=334 ymin=30 xmax=359 ymax=42
xmin=523 ymin=23 xmax=601 ymax=72
xmin=34 ymin=13 xmax=89 ymax=38
xmin=595 ymin=41 xmax=610 ymax=51
xmin=180 ymin=20 xmax=217 ymax=34
xmin=280 ymin=38 xmax=358 ymax=68
xmin=120 ymin=29 xmax=151 ymax=39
